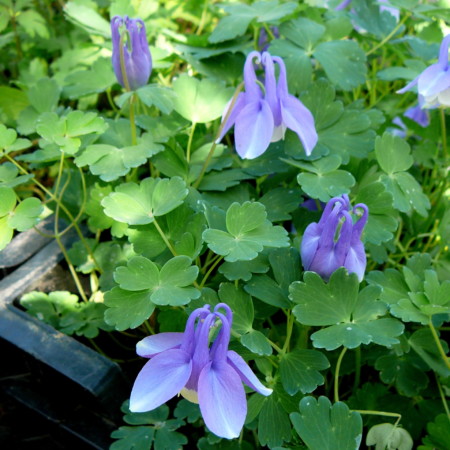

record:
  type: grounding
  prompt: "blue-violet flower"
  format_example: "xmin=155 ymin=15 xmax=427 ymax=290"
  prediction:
xmin=111 ymin=15 xmax=152 ymax=91
xmin=301 ymin=195 xmax=369 ymax=281
xmin=129 ymin=303 xmax=272 ymax=439
xmin=397 ymin=35 xmax=450 ymax=108
xmin=218 ymin=51 xmax=318 ymax=159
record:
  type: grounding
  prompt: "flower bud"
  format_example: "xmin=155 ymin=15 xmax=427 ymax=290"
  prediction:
xmin=301 ymin=195 xmax=368 ymax=281
xmin=111 ymin=15 xmax=152 ymax=91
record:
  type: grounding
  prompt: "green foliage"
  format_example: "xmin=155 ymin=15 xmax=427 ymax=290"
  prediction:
xmin=172 ymin=75 xmax=234 ymax=123
xmin=102 ymin=177 xmax=188 ymax=225
xmin=36 ymin=111 xmax=108 ymax=155
xmin=375 ymin=133 xmax=430 ymax=217
xmin=111 ymin=402 xmax=187 ymax=450
xmin=203 ymin=202 xmax=289 ymax=262
xmin=208 ymin=1 xmax=297 ymax=43
xmin=290 ymin=396 xmax=363 ymax=450
xmin=20 ymin=291 xmax=112 ymax=338
xmin=290 ymin=269 xmax=404 ymax=350
xmin=105 ymin=256 xmax=200 ymax=330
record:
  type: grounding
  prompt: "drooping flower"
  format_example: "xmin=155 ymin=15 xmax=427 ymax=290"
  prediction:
xmin=301 ymin=195 xmax=368 ymax=281
xmin=218 ymin=51 xmax=318 ymax=159
xmin=129 ymin=303 xmax=272 ymax=439
xmin=397 ymin=35 xmax=450 ymax=108
xmin=111 ymin=16 xmax=152 ymax=91
xmin=257 ymin=26 xmax=280 ymax=52
xmin=391 ymin=103 xmax=430 ymax=137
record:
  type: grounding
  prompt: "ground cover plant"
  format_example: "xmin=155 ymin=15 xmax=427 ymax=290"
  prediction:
xmin=1 ymin=0 xmax=450 ymax=448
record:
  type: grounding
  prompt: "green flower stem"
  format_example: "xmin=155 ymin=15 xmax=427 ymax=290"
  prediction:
xmin=281 ymin=312 xmax=295 ymax=355
xmin=334 ymin=347 xmax=348 ymax=403
xmin=199 ymin=255 xmax=224 ymax=289
xmin=429 ymin=320 xmax=450 ymax=370
xmin=152 ymin=217 xmax=177 ymax=256
xmin=53 ymin=153 xmax=88 ymax=302
xmin=353 ymin=346 xmax=361 ymax=393
xmin=4 ymin=154 xmax=98 ymax=268
xmin=440 ymin=108 xmax=448 ymax=162
xmin=106 ymin=87 xmax=119 ymax=113
xmin=118 ymin=31 xmax=137 ymax=146
xmin=129 ymin=95 xmax=138 ymax=146
xmin=365 ymin=13 xmax=410 ymax=56
xmin=186 ymin=121 xmax=197 ymax=163
xmin=435 ymin=373 xmax=450 ymax=421
xmin=193 ymin=82 xmax=244 ymax=190
xmin=353 ymin=410 xmax=401 ymax=427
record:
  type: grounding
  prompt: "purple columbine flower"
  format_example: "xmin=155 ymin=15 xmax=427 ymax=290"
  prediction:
xmin=111 ymin=16 xmax=152 ymax=91
xmin=257 ymin=26 xmax=280 ymax=52
xmin=391 ymin=103 xmax=430 ymax=137
xmin=129 ymin=303 xmax=272 ymax=439
xmin=300 ymin=195 xmax=368 ymax=282
xmin=218 ymin=51 xmax=318 ymax=159
xmin=397 ymin=35 xmax=450 ymax=108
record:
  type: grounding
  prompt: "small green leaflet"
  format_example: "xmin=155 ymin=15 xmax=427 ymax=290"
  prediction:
xmin=111 ymin=402 xmax=187 ymax=450
xmin=375 ymin=132 xmax=430 ymax=217
xmin=290 ymin=269 xmax=404 ymax=350
xmin=105 ymin=255 xmax=200 ymax=330
xmin=203 ymin=202 xmax=289 ymax=262
xmin=420 ymin=414 xmax=450 ymax=450
xmin=290 ymin=396 xmax=363 ymax=450
xmin=375 ymin=353 xmax=429 ymax=397
xmin=354 ymin=181 xmax=398 ymax=245
xmin=366 ymin=423 xmax=413 ymax=450
xmin=0 ymin=187 xmax=43 ymax=249
xmin=20 ymin=290 xmax=112 ymax=338
xmin=74 ymin=135 xmax=163 ymax=181
xmin=275 ymin=18 xmax=367 ymax=91
xmin=172 ymin=74 xmax=234 ymax=123
xmin=368 ymin=256 xmax=450 ymax=325
xmin=36 ymin=111 xmax=108 ymax=155
xmin=102 ymin=177 xmax=188 ymax=225
xmin=291 ymin=154 xmax=356 ymax=202
xmin=208 ymin=0 xmax=297 ymax=43
xmin=64 ymin=58 xmax=116 ymax=99
xmin=280 ymin=349 xmax=330 ymax=395
xmin=288 ymin=79 xmax=375 ymax=163
xmin=0 ymin=124 xmax=18 ymax=154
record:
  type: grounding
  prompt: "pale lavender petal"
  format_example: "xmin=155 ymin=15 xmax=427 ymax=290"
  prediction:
xmin=335 ymin=0 xmax=351 ymax=10
xmin=396 ymin=75 xmax=419 ymax=94
xmin=130 ymin=349 xmax=192 ymax=412
xmin=438 ymin=34 xmax=450 ymax=66
xmin=417 ymin=63 xmax=450 ymax=98
xmin=136 ymin=333 xmax=184 ymax=357
xmin=334 ymin=210 xmax=353 ymax=264
xmin=404 ymin=105 xmax=429 ymax=128
xmin=198 ymin=360 xmax=247 ymax=439
xmin=344 ymin=241 xmax=366 ymax=281
xmin=301 ymin=222 xmax=321 ymax=271
xmin=234 ymin=100 xmax=274 ymax=159
xmin=280 ymin=95 xmax=318 ymax=156
xmin=217 ymin=93 xmax=245 ymax=143
xmin=262 ymin=52 xmax=282 ymax=126
xmin=227 ymin=350 xmax=272 ymax=396
xmin=438 ymin=87 xmax=450 ymax=106
xmin=243 ymin=51 xmax=263 ymax=100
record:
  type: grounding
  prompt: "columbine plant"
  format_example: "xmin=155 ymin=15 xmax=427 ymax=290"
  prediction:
xmin=301 ymin=195 xmax=369 ymax=281
xmin=130 ymin=303 xmax=272 ymax=439
xmin=218 ymin=50 xmax=318 ymax=159
xmin=397 ymin=34 xmax=450 ymax=108
xmin=2 ymin=1 xmax=450 ymax=449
